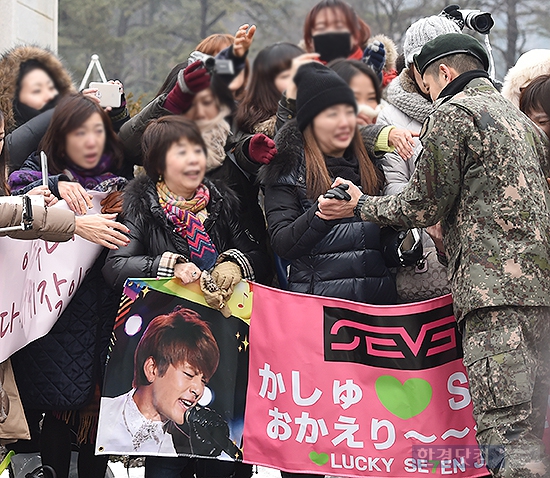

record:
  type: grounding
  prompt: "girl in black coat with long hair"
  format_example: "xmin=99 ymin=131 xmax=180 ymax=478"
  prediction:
xmin=260 ymin=62 xmax=397 ymax=305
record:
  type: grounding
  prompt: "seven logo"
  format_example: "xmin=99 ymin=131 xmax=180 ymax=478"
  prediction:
xmin=324 ymin=304 xmax=461 ymax=370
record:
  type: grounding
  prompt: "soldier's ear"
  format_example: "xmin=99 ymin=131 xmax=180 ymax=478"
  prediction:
xmin=439 ymin=64 xmax=452 ymax=83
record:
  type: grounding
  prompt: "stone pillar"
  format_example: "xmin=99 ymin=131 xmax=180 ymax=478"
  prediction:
xmin=0 ymin=0 xmax=58 ymax=53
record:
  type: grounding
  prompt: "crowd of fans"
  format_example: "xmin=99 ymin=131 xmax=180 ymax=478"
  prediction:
xmin=1 ymin=1 xmax=550 ymax=477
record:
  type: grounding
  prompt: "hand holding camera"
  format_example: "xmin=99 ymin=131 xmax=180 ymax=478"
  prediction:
xmin=178 ymin=60 xmax=212 ymax=95
xmin=440 ymin=4 xmax=494 ymax=34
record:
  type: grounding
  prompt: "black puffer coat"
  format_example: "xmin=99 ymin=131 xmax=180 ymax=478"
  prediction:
xmin=102 ymin=175 xmax=271 ymax=289
xmin=259 ymin=120 xmax=396 ymax=304
xmin=11 ymin=250 xmax=119 ymax=410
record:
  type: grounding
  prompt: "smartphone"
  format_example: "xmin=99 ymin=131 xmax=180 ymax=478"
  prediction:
xmin=89 ymin=82 xmax=121 ymax=108
xmin=398 ymin=228 xmax=422 ymax=261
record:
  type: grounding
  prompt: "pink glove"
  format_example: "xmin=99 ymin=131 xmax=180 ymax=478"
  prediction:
xmin=164 ymin=61 xmax=211 ymax=114
xmin=248 ymin=133 xmax=277 ymax=165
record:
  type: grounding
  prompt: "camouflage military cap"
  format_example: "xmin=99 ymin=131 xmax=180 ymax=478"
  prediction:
xmin=414 ymin=33 xmax=489 ymax=76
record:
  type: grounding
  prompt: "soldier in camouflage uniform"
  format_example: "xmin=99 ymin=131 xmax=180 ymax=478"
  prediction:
xmin=317 ymin=33 xmax=550 ymax=477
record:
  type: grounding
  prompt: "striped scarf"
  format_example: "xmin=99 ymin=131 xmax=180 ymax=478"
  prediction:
xmin=156 ymin=181 xmax=218 ymax=270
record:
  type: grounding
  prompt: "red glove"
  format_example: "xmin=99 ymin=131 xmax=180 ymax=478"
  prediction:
xmin=248 ymin=133 xmax=277 ymax=165
xmin=164 ymin=61 xmax=211 ymax=114
xmin=177 ymin=60 xmax=211 ymax=94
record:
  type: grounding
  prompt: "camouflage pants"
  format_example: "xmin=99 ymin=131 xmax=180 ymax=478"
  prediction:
xmin=463 ymin=306 xmax=550 ymax=478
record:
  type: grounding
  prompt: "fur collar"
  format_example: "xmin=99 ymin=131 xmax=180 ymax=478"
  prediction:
xmin=122 ymin=173 xmax=239 ymax=225
xmin=258 ymin=120 xmax=305 ymax=188
xmin=258 ymin=120 xmax=381 ymax=187
xmin=0 ymin=45 xmax=75 ymax=132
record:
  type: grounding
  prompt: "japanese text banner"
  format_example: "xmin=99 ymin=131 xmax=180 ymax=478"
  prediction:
xmin=243 ymin=285 xmax=488 ymax=477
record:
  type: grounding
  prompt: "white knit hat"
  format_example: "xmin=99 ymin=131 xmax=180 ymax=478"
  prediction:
xmin=403 ymin=16 xmax=462 ymax=65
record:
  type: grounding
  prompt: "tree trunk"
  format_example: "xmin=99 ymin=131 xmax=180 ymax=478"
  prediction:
xmin=505 ymin=0 xmax=518 ymax=69
xmin=200 ymin=0 xmax=209 ymax=39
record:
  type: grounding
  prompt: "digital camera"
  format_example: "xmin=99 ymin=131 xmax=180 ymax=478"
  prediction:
xmin=440 ymin=4 xmax=494 ymax=35
xmin=188 ymin=51 xmax=234 ymax=76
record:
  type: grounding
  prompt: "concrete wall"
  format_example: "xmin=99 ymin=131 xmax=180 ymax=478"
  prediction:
xmin=0 ymin=0 xmax=58 ymax=53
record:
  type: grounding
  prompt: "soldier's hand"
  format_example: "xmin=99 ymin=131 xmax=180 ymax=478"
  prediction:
xmin=316 ymin=178 xmax=362 ymax=220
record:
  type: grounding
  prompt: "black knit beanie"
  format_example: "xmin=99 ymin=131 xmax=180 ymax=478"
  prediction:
xmin=295 ymin=62 xmax=357 ymax=132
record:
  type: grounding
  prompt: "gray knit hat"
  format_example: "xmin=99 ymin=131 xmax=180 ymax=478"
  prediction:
xmin=403 ymin=15 xmax=461 ymax=65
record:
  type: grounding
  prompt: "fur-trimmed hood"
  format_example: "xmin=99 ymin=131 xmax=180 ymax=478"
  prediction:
xmin=258 ymin=119 xmax=384 ymax=188
xmin=502 ymin=49 xmax=550 ymax=108
xmin=258 ymin=120 xmax=306 ymax=188
xmin=0 ymin=45 xmax=75 ymax=131
xmin=122 ymin=173 xmax=240 ymax=227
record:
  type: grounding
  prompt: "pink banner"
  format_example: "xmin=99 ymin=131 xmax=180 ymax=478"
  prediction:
xmin=243 ymin=285 xmax=489 ymax=477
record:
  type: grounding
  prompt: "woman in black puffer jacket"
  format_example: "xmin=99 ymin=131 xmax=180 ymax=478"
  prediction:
xmin=103 ymin=117 xmax=271 ymax=293
xmin=260 ymin=62 xmax=397 ymax=305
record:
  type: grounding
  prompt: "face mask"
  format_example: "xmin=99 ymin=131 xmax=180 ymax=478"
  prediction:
xmin=312 ymin=32 xmax=352 ymax=63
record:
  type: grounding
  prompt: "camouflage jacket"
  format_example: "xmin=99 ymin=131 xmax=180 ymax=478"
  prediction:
xmin=358 ymin=77 xmax=550 ymax=320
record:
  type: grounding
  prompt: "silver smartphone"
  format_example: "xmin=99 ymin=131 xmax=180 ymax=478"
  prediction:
xmin=89 ymin=82 xmax=121 ymax=108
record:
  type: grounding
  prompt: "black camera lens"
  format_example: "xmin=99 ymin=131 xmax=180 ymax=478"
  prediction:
xmin=465 ymin=12 xmax=494 ymax=34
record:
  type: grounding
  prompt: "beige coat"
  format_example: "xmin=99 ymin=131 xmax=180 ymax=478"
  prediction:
xmin=0 ymin=201 xmax=75 ymax=242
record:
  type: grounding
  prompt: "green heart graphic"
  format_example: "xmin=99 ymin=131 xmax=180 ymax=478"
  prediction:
xmin=375 ymin=375 xmax=432 ymax=419
xmin=309 ymin=451 xmax=329 ymax=466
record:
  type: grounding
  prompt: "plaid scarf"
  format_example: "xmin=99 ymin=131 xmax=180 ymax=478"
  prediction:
xmin=156 ymin=181 xmax=218 ymax=270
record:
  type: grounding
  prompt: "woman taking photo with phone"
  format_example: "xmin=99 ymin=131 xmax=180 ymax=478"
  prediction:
xmin=0 ymin=107 xmax=128 ymax=244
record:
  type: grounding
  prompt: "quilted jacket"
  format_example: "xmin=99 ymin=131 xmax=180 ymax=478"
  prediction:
xmin=11 ymin=250 xmax=119 ymax=410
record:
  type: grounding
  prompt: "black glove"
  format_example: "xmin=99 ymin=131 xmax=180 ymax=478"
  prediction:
xmin=440 ymin=4 xmax=464 ymax=29
xmin=324 ymin=183 xmax=352 ymax=201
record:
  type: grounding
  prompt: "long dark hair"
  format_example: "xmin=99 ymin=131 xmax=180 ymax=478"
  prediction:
xmin=235 ymin=43 xmax=304 ymax=134
xmin=38 ymin=94 xmax=123 ymax=174
xmin=0 ymin=110 xmax=8 ymax=195
xmin=303 ymin=125 xmax=382 ymax=199
xmin=328 ymin=59 xmax=382 ymax=104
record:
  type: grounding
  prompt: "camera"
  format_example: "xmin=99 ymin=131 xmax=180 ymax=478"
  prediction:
xmin=460 ymin=9 xmax=494 ymax=34
xmin=188 ymin=51 xmax=234 ymax=76
xmin=440 ymin=5 xmax=494 ymax=35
